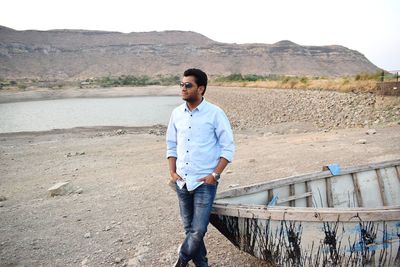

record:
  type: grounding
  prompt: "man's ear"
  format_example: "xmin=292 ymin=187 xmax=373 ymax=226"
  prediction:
xmin=198 ymin=85 xmax=205 ymax=95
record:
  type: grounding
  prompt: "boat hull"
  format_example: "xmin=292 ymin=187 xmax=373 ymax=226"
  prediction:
xmin=210 ymin=213 xmax=400 ymax=266
xmin=211 ymin=160 xmax=400 ymax=266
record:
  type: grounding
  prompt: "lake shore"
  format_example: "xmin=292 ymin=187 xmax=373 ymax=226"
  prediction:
xmin=1 ymin=86 xmax=400 ymax=266
xmin=0 ymin=85 xmax=179 ymax=104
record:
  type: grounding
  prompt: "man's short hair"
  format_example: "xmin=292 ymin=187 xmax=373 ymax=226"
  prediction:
xmin=184 ymin=68 xmax=208 ymax=95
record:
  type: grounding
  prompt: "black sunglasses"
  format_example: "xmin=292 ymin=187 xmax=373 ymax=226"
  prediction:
xmin=179 ymin=82 xmax=194 ymax=89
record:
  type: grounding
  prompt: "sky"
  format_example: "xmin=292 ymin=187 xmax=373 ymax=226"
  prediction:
xmin=1 ymin=0 xmax=399 ymax=71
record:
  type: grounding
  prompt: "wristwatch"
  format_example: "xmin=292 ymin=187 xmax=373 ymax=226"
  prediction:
xmin=211 ymin=172 xmax=221 ymax=181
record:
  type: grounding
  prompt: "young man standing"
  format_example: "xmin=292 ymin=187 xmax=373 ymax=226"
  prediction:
xmin=166 ymin=68 xmax=235 ymax=267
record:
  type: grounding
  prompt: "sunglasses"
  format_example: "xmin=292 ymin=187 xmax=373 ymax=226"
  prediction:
xmin=179 ymin=82 xmax=194 ymax=89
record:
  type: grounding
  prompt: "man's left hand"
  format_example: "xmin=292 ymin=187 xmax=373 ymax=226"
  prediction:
xmin=197 ymin=174 xmax=217 ymax=185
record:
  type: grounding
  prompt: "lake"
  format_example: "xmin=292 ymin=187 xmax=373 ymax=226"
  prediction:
xmin=0 ymin=96 xmax=183 ymax=133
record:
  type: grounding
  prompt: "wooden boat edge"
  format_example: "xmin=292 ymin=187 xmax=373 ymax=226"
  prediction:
xmin=212 ymin=203 xmax=400 ymax=222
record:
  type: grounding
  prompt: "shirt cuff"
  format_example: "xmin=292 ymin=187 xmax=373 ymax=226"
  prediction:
xmin=220 ymin=152 xmax=233 ymax=163
xmin=166 ymin=151 xmax=177 ymax=159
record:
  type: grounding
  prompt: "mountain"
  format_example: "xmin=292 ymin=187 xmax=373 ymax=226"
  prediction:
xmin=0 ymin=26 xmax=380 ymax=80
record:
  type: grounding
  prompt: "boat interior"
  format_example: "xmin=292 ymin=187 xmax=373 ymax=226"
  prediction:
xmin=215 ymin=160 xmax=400 ymax=209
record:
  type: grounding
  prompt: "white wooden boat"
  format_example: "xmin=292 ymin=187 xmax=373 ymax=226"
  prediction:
xmin=210 ymin=159 xmax=400 ymax=266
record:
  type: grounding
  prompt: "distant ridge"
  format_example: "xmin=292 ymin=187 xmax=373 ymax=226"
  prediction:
xmin=0 ymin=26 xmax=380 ymax=80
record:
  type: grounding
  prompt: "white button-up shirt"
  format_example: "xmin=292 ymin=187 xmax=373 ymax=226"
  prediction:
xmin=166 ymin=98 xmax=235 ymax=191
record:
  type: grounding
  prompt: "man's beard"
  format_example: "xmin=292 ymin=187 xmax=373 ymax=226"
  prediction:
xmin=183 ymin=95 xmax=197 ymax=103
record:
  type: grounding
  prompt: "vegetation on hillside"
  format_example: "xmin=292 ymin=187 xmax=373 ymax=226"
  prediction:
xmin=0 ymin=75 xmax=181 ymax=90
xmin=1 ymin=71 xmax=398 ymax=94
xmin=210 ymin=71 xmax=398 ymax=93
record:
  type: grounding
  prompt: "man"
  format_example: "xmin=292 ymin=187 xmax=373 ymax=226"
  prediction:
xmin=166 ymin=68 xmax=235 ymax=267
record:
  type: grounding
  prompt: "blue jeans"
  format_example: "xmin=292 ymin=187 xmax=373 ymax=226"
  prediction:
xmin=176 ymin=183 xmax=217 ymax=267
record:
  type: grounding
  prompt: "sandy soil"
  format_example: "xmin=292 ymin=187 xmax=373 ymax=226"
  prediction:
xmin=0 ymin=87 xmax=399 ymax=267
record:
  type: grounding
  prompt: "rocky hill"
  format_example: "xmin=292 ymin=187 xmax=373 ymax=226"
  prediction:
xmin=0 ymin=26 xmax=380 ymax=80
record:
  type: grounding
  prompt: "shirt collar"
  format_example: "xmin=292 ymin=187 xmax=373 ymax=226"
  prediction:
xmin=183 ymin=97 xmax=207 ymax=112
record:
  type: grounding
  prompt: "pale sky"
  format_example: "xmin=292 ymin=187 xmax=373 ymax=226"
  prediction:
xmin=1 ymin=0 xmax=399 ymax=71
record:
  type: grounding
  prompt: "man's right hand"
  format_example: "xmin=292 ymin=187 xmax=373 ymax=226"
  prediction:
xmin=170 ymin=172 xmax=182 ymax=182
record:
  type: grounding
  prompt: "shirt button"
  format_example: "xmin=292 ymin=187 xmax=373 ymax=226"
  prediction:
xmin=186 ymin=163 xmax=188 ymax=165
xmin=185 ymin=174 xmax=187 ymax=176
xmin=186 ymin=150 xmax=189 ymax=153
xmin=188 ymin=139 xmax=190 ymax=141
xmin=189 ymin=126 xmax=191 ymax=129
xmin=190 ymin=115 xmax=192 ymax=117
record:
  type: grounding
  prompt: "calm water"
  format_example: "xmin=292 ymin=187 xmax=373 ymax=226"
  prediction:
xmin=0 ymin=96 xmax=183 ymax=133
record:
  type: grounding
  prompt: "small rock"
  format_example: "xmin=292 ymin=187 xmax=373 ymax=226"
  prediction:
xmin=249 ymin=159 xmax=256 ymax=163
xmin=116 ymin=129 xmax=126 ymax=135
xmin=0 ymin=196 xmax=6 ymax=201
xmin=356 ymin=139 xmax=367 ymax=144
xmin=84 ymin=232 xmax=91 ymax=238
xmin=115 ymin=257 xmax=122 ymax=264
xmin=0 ymin=203 xmax=4 ymax=207
xmin=75 ymin=188 xmax=83 ymax=194
xmin=226 ymin=170 xmax=233 ymax=174
xmin=366 ymin=129 xmax=376 ymax=135
xmin=228 ymin=184 xmax=240 ymax=188
xmin=104 ymin=226 xmax=111 ymax=231
xmin=81 ymin=258 xmax=89 ymax=266
xmin=48 ymin=182 xmax=73 ymax=197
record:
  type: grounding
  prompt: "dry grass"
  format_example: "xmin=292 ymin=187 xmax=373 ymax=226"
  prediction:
xmin=210 ymin=78 xmax=379 ymax=93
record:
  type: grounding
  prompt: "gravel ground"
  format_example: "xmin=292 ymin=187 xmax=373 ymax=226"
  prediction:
xmin=0 ymin=86 xmax=399 ymax=267
xmin=207 ymin=87 xmax=400 ymax=131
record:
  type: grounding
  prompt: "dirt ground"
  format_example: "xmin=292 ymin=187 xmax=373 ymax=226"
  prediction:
xmin=0 ymin=87 xmax=399 ymax=267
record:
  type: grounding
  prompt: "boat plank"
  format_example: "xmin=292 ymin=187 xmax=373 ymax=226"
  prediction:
xmin=379 ymin=167 xmax=400 ymax=205
xmin=308 ymin=179 xmax=328 ymax=207
xmin=272 ymin=185 xmax=290 ymax=207
xmin=276 ymin=192 xmax=312 ymax=204
xmin=212 ymin=204 xmax=400 ymax=221
xmin=357 ymin=170 xmax=383 ymax=207
xmin=331 ymin=174 xmax=357 ymax=208
xmin=289 ymin=184 xmax=295 ymax=207
xmin=294 ymin=182 xmax=307 ymax=207
xmin=351 ymin=173 xmax=362 ymax=207
xmin=326 ymin=177 xmax=333 ymax=207
xmin=376 ymin=169 xmax=388 ymax=206
xmin=305 ymin=181 xmax=312 ymax=207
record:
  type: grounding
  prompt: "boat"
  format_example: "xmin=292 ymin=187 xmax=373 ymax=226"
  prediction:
xmin=210 ymin=159 xmax=400 ymax=266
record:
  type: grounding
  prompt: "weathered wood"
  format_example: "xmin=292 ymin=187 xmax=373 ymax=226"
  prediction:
xmin=331 ymin=174 xmax=356 ymax=207
xmin=305 ymin=181 xmax=312 ymax=208
xmin=294 ymin=182 xmax=307 ymax=207
xmin=357 ymin=170 xmax=383 ymax=207
xmin=325 ymin=177 xmax=333 ymax=207
xmin=289 ymin=184 xmax=295 ymax=207
xmin=376 ymin=169 xmax=388 ymax=206
xmin=276 ymin=192 xmax=312 ymax=204
xmin=379 ymin=167 xmax=400 ymax=205
xmin=351 ymin=172 xmax=363 ymax=207
xmin=212 ymin=159 xmax=400 ymax=267
xmin=216 ymin=159 xmax=400 ymax=199
xmin=212 ymin=203 xmax=400 ymax=222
